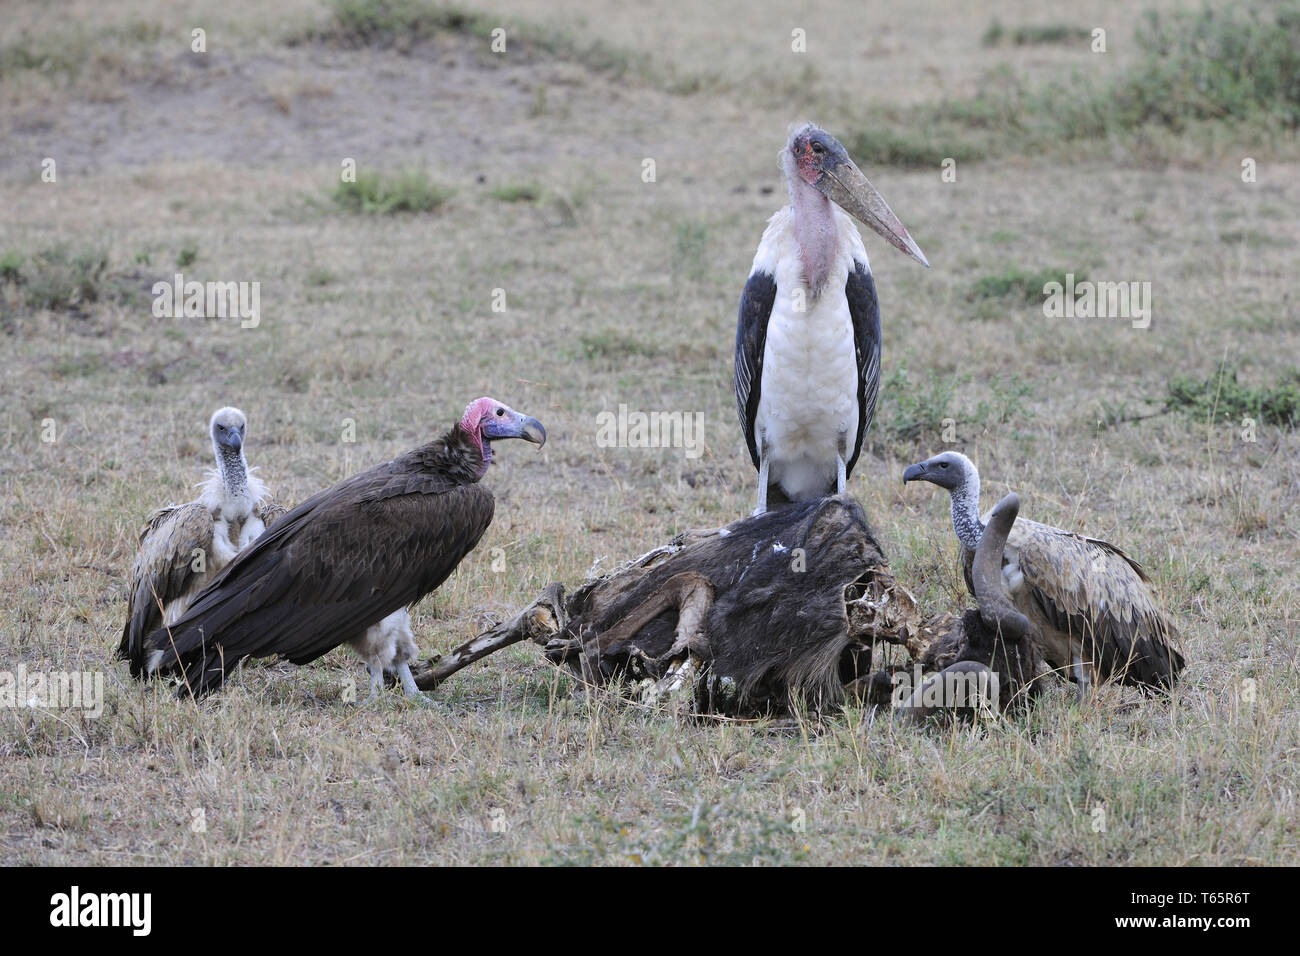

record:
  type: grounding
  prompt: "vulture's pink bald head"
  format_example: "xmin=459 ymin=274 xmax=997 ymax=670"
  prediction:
xmin=458 ymin=397 xmax=547 ymax=474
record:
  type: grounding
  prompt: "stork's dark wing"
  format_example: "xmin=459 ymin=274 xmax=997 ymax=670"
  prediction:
xmin=735 ymin=271 xmax=777 ymax=469
xmin=118 ymin=502 xmax=214 ymax=674
xmin=844 ymin=259 xmax=881 ymax=477
xmin=143 ymin=460 xmax=494 ymax=696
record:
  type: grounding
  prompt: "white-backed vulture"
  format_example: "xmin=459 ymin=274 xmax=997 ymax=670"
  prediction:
xmin=118 ymin=407 xmax=283 ymax=672
xmin=736 ymin=123 xmax=928 ymax=514
xmin=129 ymin=397 xmax=545 ymax=699
xmin=903 ymin=451 xmax=1186 ymax=699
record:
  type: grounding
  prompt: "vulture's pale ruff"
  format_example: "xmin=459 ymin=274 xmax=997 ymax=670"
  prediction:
xmin=118 ymin=407 xmax=284 ymax=674
xmin=904 ymin=451 xmax=1186 ymax=700
xmin=130 ymin=397 xmax=545 ymax=700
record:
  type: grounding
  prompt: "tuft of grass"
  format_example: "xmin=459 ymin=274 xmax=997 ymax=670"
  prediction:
xmin=177 ymin=242 xmax=199 ymax=268
xmin=1166 ymin=365 xmax=1300 ymax=427
xmin=331 ymin=169 xmax=452 ymax=215
xmin=847 ymin=127 xmax=985 ymax=169
xmin=489 ymin=183 xmax=542 ymax=203
xmin=672 ymin=222 xmax=711 ymax=281
xmin=577 ymin=329 xmax=659 ymax=362
xmin=983 ymin=20 xmax=1092 ymax=47
xmin=879 ymin=362 xmax=1035 ymax=449
xmin=1 ymin=245 xmax=107 ymax=315
xmin=293 ymin=0 xmax=493 ymax=48
xmin=291 ymin=0 xmax=649 ymax=83
xmin=1110 ymin=6 xmax=1300 ymax=132
xmin=0 ymin=249 xmax=22 ymax=284
xmin=863 ymin=3 xmax=1300 ymax=167
xmin=0 ymin=245 xmax=149 ymax=327
xmin=0 ymin=21 xmax=161 ymax=80
xmin=880 ymin=363 xmax=964 ymax=445
xmin=969 ymin=267 xmax=1082 ymax=305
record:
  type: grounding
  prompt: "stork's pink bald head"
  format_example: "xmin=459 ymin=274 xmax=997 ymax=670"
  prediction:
xmin=458 ymin=396 xmax=547 ymax=475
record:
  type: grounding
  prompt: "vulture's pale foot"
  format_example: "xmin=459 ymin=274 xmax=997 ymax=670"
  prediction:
xmin=396 ymin=662 xmax=443 ymax=709
xmin=356 ymin=664 xmax=386 ymax=705
xmin=1071 ymin=653 xmax=1094 ymax=705
xmin=835 ymin=454 xmax=847 ymax=495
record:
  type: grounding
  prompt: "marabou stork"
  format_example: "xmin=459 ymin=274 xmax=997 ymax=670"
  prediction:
xmin=736 ymin=123 xmax=928 ymax=513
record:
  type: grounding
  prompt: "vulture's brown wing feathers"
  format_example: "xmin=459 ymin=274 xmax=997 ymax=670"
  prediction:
xmin=1009 ymin=519 xmax=1185 ymax=691
xmin=143 ymin=444 xmax=494 ymax=696
xmin=117 ymin=503 xmax=215 ymax=676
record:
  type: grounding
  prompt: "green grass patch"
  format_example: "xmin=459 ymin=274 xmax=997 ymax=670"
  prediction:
xmin=982 ymin=20 xmax=1092 ymax=47
xmin=293 ymin=0 xmax=493 ymax=48
xmin=1165 ymin=365 xmax=1300 ymax=427
xmin=672 ymin=222 xmax=711 ymax=281
xmin=0 ymin=20 xmax=162 ymax=80
xmin=489 ymin=183 xmax=542 ymax=203
xmin=291 ymin=0 xmax=650 ymax=83
xmin=968 ymin=267 xmax=1081 ymax=305
xmin=860 ymin=3 xmax=1300 ymax=167
xmin=577 ymin=329 xmax=660 ymax=362
xmin=331 ymin=169 xmax=452 ymax=214
xmin=878 ymin=362 xmax=1034 ymax=448
xmin=0 ymin=245 xmax=131 ymax=322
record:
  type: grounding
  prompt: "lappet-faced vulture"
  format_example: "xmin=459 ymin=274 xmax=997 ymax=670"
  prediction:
xmin=736 ymin=123 xmax=928 ymax=514
xmin=903 ymin=451 xmax=1186 ymax=699
xmin=118 ymin=407 xmax=285 ymax=672
xmin=130 ymin=398 xmax=545 ymax=699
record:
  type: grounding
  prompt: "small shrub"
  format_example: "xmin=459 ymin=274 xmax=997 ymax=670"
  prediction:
xmin=331 ymin=169 xmax=452 ymax=214
xmin=1165 ymin=365 xmax=1300 ymax=427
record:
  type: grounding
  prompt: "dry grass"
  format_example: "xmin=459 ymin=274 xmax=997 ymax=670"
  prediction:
xmin=0 ymin=0 xmax=1297 ymax=865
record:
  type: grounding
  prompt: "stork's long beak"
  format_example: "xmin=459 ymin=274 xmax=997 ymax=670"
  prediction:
xmin=823 ymin=159 xmax=930 ymax=267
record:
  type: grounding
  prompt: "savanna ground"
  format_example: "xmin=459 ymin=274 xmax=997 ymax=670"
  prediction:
xmin=1 ymin=0 xmax=1297 ymax=865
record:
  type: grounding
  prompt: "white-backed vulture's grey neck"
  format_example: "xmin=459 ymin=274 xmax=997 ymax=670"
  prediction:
xmin=950 ymin=465 xmax=984 ymax=552
xmin=200 ymin=406 xmax=265 ymax=523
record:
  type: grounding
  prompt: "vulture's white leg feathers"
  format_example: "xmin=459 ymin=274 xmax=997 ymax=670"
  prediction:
xmin=735 ymin=124 xmax=927 ymax=512
xmin=349 ymin=609 xmax=431 ymax=703
xmin=904 ymin=451 xmax=1187 ymax=697
xmin=118 ymin=407 xmax=283 ymax=678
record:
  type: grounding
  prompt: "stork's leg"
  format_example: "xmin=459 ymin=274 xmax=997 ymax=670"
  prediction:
xmin=1071 ymin=651 xmax=1092 ymax=705
xmin=754 ymin=452 xmax=769 ymax=516
xmin=836 ymin=454 xmax=847 ymax=495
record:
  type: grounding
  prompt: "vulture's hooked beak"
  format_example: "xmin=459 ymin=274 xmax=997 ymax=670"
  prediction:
xmin=221 ymin=431 xmax=244 ymax=451
xmin=822 ymin=158 xmax=930 ymax=268
xmin=902 ymin=461 xmax=926 ymax=483
xmin=485 ymin=410 xmax=546 ymax=448
xmin=520 ymin=416 xmax=546 ymax=447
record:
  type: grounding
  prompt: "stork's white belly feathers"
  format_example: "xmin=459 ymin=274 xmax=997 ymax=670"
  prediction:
xmin=751 ymin=205 xmax=868 ymax=500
